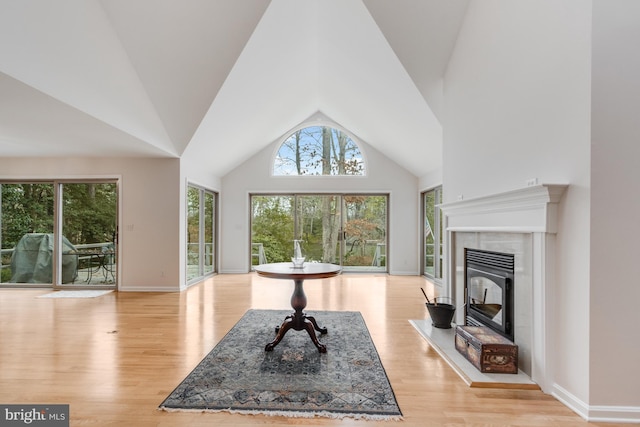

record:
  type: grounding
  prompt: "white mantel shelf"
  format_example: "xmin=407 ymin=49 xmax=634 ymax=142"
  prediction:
xmin=438 ymin=184 xmax=568 ymax=234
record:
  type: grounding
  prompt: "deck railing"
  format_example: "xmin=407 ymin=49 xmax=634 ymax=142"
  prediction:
xmin=1 ymin=241 xmax=115 ymax=284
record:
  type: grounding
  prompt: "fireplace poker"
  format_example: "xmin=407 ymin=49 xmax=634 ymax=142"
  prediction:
xmin=420 ymin=287 xmax=434 ymax=305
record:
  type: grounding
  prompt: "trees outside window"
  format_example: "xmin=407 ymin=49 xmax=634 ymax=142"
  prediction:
xmin=273 ymin=126 xmax=365 ymax=176
xmin=251 ymin=194 xmax=387 ymax=272
xmin=1 ymin=183 xmax=54 ymax=284
xmin=257 ymin=125 xmax=386 ymax=270
xmin=251 ymin=195 xmax=294 ymax=265
xmin=1 ymin=181 xmax=118 ymax=286
xmin=187 ymin=184 xmax=217 ymax=283
xmin=61 ymin=182 xmax=117 ymax=285
xmin=423 ymin=187 xmax=443 ymax=280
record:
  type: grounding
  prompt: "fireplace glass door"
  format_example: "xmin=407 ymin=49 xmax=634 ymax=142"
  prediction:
xmin=465 ymin=248 xmax=514 ymax=340
xmin=467 ymin=268 xmax=504 ymax=327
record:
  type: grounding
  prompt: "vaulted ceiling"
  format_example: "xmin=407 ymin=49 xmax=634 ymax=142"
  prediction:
xmin=0 ymin=0 xmax=469 ymax=177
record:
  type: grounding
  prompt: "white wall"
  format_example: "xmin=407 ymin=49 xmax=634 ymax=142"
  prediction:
xmin=591 ymin=0 xmax=640 ymax=410
xmin=0 ymin=157 xmax=182 ymax=291
xmin=418 ymin=167 xmax=442 ymax=192
xmin=180 ymin=140 xmax=223 ymax=191
xmin=219 ymin=136 xmax=419 ymax=274
xmin=444 ymin=0 xmax=592 ymax=409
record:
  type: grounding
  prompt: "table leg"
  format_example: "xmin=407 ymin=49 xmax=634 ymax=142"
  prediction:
xmin=265 ymin=278 xmax=327 ymax=353
xmin=305 ymin=315 xmax=328 ymax=334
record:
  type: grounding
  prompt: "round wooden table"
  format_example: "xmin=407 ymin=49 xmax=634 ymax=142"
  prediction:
xmin=254 ymin=262 xmax=341 ymax=353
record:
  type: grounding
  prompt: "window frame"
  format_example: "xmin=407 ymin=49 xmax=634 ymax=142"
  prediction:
xmin=249 ymin=192 xmax=388 ymax=273
xmin=421 ymin=186 xmax=443 ymax=281
xmin=1 ymin=179 xmax=119 ymax=288
xmin=186 ymin=183 xmax=218 ymax=285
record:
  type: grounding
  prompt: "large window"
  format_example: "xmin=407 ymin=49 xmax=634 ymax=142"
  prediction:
xmin=273 ymin=126 xmax=365 ymax=176
xmin=251 ymin=193 xmax=387 ymax=272
xmin=1 ymin=181 xmax=118 ymax=287
xmin=422 ymin=186 xmax=443 ymax=280
xmin=187 ymin=184 xmax=217 ymax=282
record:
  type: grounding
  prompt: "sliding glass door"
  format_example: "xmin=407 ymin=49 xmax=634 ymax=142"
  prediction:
xmin=1 ymin=181 xmax=118 ymax=288
xmin=60 ymin=182 xmax=118 ymax=287
xmin=187 ymin=184 xmax=217 ymax=283
xmin=295 ymin=195 xmax=341 ymax=264
xmin=422 ymin=186 xmax=443 ymax=280
xmin=251 ymin=194 xmax=388 ymax=272
xmin=251 ymin=195 xmax=294 ymax=266
xmin=342 ymin=195 xmax=387 ymax=270
xmin=203 ymin=191 xmax=215 ymax=276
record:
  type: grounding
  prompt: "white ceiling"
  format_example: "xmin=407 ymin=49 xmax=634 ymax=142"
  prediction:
xmin=0 ymin=0 xmax=469 ymax=177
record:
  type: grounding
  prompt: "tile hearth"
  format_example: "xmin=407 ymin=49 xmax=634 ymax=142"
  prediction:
xmin=409 ymin=319 xmax=538 ymax=389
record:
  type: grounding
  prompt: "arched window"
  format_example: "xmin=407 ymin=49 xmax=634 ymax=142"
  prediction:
xmin=273 ymin=126 xmax=365 ymax=176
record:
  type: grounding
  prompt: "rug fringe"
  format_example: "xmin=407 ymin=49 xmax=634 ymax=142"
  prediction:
xmin=158 ymin=406 xmax=403 ymax=421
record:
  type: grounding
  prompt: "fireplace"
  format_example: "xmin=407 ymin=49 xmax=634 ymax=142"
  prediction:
xmin=439 ymin=184 xmax=567 ymax=390
xmin=465 ymin=248 xmax=515 ymax=341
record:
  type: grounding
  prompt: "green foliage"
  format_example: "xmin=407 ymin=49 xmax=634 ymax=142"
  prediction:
xmin=423 ymin=187 xmax=443 ymax=274
xmin=251 ymin=196 xmax=294 ymax=263
xmin=1 ymin=183 xmax=54 ymax=249
xmin=62 ymin=183 xmax=117 ymax=245
xmin=187 ymin=186 xmax=200 ymax=246
xmin=252 ymin=194 xmax=387 ymax=267
xmin=1 ymin=182 xmax=116 ymax=250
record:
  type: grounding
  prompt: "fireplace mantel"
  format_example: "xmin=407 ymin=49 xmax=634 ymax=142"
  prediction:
xmin=439 ymin=184 xmax=568 ymax=233
xmin=437 ymin=184 xmax=567 ymax=392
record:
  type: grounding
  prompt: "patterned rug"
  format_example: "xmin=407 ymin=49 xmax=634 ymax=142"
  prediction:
xmin=159 ymin=309 xmax=402 ymax=420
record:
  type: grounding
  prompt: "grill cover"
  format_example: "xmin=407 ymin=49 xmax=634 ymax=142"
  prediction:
xmin=10 ymin=233 xmax=77 ymax=284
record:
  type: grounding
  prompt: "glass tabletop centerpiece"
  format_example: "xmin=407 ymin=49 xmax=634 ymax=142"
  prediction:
xmin=291 ymin=239 xmax=305 ymax=268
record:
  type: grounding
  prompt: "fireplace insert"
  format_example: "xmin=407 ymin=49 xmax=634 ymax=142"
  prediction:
xmin=464 ymin=248 xmax=514 ymax=341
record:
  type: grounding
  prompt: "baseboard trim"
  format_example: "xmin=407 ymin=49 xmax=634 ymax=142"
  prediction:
xmin=587 ymin=405 xmax=640 ymax=424
xmin=118 ymin=285 xmax=180 ymax=292
xmin=388 ymin=270 xmax=419 ymax=276
xmin=552 ymin=383 xmax=640 ymax=423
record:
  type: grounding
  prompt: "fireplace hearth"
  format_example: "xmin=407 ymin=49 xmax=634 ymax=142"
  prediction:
xmin=465 ymin=248 xmax=515 ymax=341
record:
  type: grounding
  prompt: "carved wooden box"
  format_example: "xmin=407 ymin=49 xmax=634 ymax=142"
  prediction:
xmin=454 ymin=325 xmax=518 ymax=374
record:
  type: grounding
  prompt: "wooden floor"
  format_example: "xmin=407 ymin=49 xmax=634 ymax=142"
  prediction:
xmin=0 ymin=274 xmax=619 ymax=426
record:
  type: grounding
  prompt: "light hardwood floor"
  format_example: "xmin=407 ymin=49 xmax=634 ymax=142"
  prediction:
xmin=0 ymin=274 xmax=619 ymax=426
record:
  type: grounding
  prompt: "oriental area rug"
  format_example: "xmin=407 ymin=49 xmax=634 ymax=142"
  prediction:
xmin=159 ymin=309 xmax=402 ymax=420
